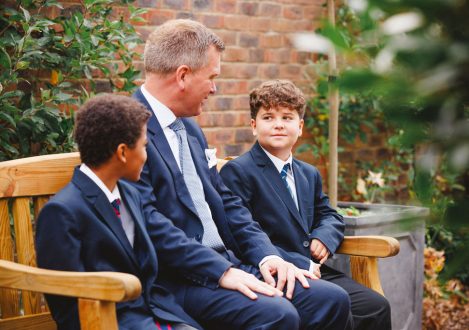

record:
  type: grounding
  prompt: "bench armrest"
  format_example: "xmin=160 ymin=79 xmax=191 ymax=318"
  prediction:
xmin=336 ymin=235 xmax=400 ymax=258
xmin=0 ymin=260 xmax=141 ymax=302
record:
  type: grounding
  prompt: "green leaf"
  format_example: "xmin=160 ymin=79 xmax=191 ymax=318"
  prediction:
xmin=0 ymin=112 xmax=16 ymax=127
xmin=20 ymin=6 xmax=31 ymax=23
xmin=0 ymin=48 xmax=12 ymax=69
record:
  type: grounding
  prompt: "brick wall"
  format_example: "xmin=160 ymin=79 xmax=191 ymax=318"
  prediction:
xmin=55 ymin=0 xmax=405 ymax=200
xmin=131 ymin=0 xmax=325 ymax=156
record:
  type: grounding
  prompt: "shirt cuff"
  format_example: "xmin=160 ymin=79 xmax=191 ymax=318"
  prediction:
xmin=309 ymin=260 xmax=320 ymax=273
xmin=259 ymin=255 xmax=283 ymax=268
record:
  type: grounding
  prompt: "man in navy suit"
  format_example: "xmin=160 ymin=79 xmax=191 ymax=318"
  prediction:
xmin=36 ymin=95 xmax=199 ymax=330
xmin=131 ymin=19 xmax=352 ymax=329
xmin=219 ymin=80 xmax=392 ymax=330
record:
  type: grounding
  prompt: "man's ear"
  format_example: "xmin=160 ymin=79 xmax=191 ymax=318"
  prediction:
xmin=116 ymin=143 xmax=127 ymax=163
xmin=250 ymin=118 xmax=257 ymax=136
xmin=176 ymin=65 xmax=190 ymax=90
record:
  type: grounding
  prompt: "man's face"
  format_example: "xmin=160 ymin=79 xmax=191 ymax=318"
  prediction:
xmin=251 ymin=106 xmax=304 ymax=160
xmin=181 ymin=46 xmax=220 ymax=117
xmin=122 ymin=124 xmax=148 ymax=182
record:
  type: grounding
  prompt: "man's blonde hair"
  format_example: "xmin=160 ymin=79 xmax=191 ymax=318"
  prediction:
xmin=144 ymin=19 xmax=225 ymax=75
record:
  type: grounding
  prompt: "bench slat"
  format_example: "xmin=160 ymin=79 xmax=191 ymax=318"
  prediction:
xmin=12 ymin=198 xmax=42 ymax=315
xmin=0 ymin=312 xmax=56 ymax=330
xmin=0 ymin=200 xmax=20 ymax=318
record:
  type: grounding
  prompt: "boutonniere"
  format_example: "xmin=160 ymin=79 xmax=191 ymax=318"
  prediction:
xmin=205 ymin=148 xmax=218 ymax=168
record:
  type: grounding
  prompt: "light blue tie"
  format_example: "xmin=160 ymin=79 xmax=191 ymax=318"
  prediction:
xmin=169 ymin=119 xmax=225 ymax=251
xmin=280 ymin=163 xmax=294 ymax=198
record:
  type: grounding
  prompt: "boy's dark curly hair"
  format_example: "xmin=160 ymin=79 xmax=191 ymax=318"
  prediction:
xmin=74 ymin=94 xmax=151 ymax=167
xmin=249 ymin=80 xmax=306 ymax=119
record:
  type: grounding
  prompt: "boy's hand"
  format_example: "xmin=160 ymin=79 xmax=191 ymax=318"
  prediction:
xmin=219 ymin=267 xmax=283 ymax=300
xmin=260 ymin=259 xmax=317 ymax=300
xmin=310 ymin=239 xmax=330 ymax=264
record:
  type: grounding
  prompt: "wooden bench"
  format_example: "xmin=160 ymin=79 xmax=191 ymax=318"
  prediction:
xmin=0 ymin=153 xmax=399 ymax=329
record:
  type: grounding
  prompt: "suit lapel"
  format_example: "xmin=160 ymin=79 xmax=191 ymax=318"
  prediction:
xmin=252 ymin=143 xmax=309 ymax=233
xmin=119 ymin=183 xmax=158 ymax=277
xmin=137 ymin=88 xmax=200 ymax=217
xmin=292 ymin=160 xmax=313 ymax=230
xmin=72 ymin=169 xmax=140 ymax=270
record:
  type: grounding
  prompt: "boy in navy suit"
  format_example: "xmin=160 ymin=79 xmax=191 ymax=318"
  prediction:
xmin=220 ymin=80 xmax=392 ymax=330
xmin=35 ymin=95 xmax=199 ymax=330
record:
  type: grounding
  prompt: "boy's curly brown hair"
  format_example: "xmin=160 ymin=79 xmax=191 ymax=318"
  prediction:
xmin=249 ymin=80 xmax=306 ymax=119
xmin=74 ymin=94 xmax=151 ymax=167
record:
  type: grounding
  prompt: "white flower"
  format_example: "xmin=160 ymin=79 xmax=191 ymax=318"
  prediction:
xmin=356 ymin=177 xmax=368 ymax=195
xmin=205 ymin=148 xmax=218 ymax=168
xmin=366 ymin=171 xmax=385 ymax=187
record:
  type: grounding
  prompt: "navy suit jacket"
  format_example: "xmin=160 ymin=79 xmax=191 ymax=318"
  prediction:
xmin=36 ymin=168 xmax=198 ymax=330
xmin=131 ymin=88 xmax=280 ymax=295
xmin=219 ymin=141 xmax=345 ymax=270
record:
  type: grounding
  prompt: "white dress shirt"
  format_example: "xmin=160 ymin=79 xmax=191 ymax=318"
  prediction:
xmin=79 ymin=164 xmax=135 ymax=247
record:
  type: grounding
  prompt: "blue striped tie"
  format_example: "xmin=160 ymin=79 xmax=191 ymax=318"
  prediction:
xmin=280 ymin=163 xmax=294 ymax=198
xmin=169 ymin=119 xmax=225 ymax=251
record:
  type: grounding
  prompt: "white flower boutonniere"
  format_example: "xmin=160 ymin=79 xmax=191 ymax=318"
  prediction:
xmin=205 ymin=148 xmax=218 ymax=168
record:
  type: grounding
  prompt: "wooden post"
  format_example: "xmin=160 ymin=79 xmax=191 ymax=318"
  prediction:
xmin=327 ymin=0 xmax=339 ymax=208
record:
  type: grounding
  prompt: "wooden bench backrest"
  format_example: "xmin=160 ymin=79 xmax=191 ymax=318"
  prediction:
xmin=0 ymin=152 xmax=81 ymax=322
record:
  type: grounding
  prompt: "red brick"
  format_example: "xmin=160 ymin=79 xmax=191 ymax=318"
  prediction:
xmin=239 ymin=32 xmax=259 ymax=48
xmin=216 ymin=80 xmax=249 ymax=94
xmin=162 ymin=0 xmax=189 ymax=10
xmin=220 ymin=63 xmax=258 ymax=79
xmin=222 ymin=47 xmax=249 ymax=62
xmin=248 ymin=17 xmax=272 ymax=32
xmin=145 ymin=9 xmax=175 ymax=26
xmin=259 ymin=3 xmax=282 ymax=17
xmin=233 ymin=96 xmax=250 ymax=110
xmin=283 ymin=6 xmax=303 ymax=20
xmin=304 ymin=5 xmax=324 ymax=21
xmin=216 ymin=30 xmax=237 ymax=46
xmin=259 ymin=64 xmax=280 ymax=79
xmin=198 ymin=14 xmax=224 ymax=28
xmin=224 ymin=15 xmax=246 ymax=31
xmin=239 ymin=2 xmax=258 ymax=16
xmin=193 ymin=0 xmax=213 ymax=11
xmin=215 ymin=0 xmax=237 ymax=13
xmin=248 ymin=49 xmax=265 ymax=63
xmin=279 ymin=64 xmax=302 ymax=79
xmin=265 ymin=49 xmax=292 ymax=63
xmin=260 ymin=33 xmax=284 ymax=48
xmin=235 ymin=128 xmax=255 ymax=143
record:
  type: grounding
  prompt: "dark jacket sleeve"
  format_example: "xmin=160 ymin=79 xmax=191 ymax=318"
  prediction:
xmin=308 ymin=166 xmax=344 ymax=254
xmin=36 ymin=201 xmax=82 ymax=330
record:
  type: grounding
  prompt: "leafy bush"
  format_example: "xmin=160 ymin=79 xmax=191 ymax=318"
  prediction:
xmin=0 ymin=0 xmax=145 ymax=160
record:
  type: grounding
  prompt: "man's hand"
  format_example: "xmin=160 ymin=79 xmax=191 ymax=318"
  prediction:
xmin=260 ymin=258 xmax=318 ymax=299
xmin=219 ymin=267 xmax=283 ymax=300
xmin=310 ymin=239 xmax=330 ymax=264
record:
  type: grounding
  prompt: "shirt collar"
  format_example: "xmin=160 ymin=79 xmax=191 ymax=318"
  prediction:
xmin=260 ymin=146 xmax=293 ymax=174
xmin=141 ymin=84 xmax=177 ymax=128
xmin=79 ymin=164 xmax=121 ymax=203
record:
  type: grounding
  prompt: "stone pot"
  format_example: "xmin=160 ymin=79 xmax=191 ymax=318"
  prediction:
xmin=326 ymin=202 xmax=429 ymax=330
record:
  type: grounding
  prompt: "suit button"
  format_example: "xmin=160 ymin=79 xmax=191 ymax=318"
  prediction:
xmin=195 ymin=234 xmax=202 ymax=242
xmin=303 ymin=241 xmax=310 ymax=248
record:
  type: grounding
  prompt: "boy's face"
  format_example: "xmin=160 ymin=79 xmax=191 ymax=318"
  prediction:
xmin=251 ymin=106 xmax=304 ymax=160
xmin=122 ymin=124 xmax=148 ymax=182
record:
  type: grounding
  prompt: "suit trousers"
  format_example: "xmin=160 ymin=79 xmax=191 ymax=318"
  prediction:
xmin=321 ymin=265 xmax=391 ymax=330
xmin=178 ymin=251 xmax=353 ymax=330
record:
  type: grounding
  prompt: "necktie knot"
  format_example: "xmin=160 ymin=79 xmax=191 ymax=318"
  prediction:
xmin=169 ymin=118 xmax=185 ymax=132
xmin=280 ymin=163 xmax=291 ymax=181
xmin=111 ymin=198 xmax=121 ymax=218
